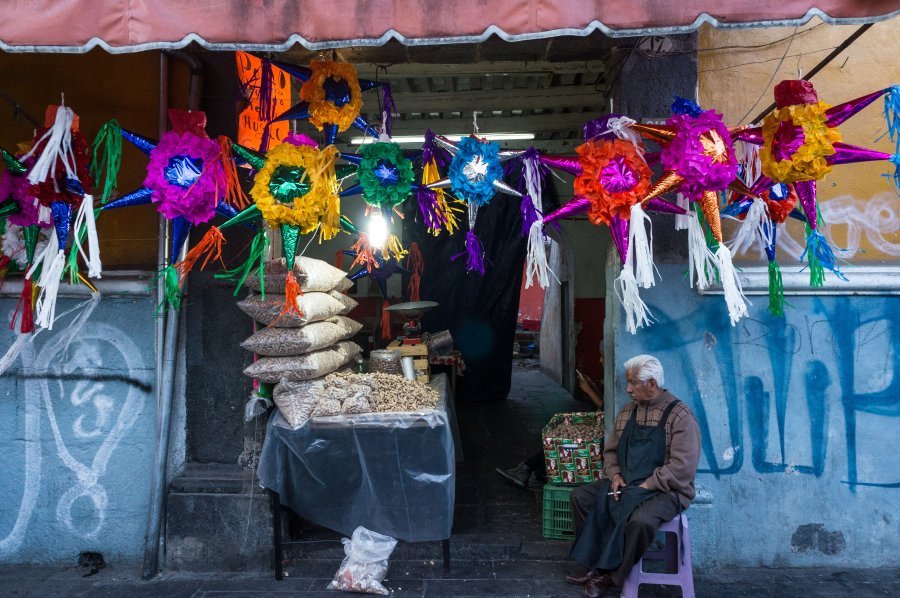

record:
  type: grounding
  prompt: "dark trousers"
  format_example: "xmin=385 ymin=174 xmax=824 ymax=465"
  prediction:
xmin=570 ymin=482 xmax=680 ymax=585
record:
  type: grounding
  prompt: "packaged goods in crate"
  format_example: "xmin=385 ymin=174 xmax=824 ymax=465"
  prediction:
xmin=542 ymin=412 xmax=604 ymax=485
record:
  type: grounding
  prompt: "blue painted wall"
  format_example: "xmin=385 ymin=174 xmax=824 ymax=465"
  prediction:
xmin=0 ymin=294 xmax=156 ymax=564
xmin=609 ymin=263 xmax=900 ymax=567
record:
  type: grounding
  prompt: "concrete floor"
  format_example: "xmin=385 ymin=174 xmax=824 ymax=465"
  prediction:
xmin=4 ymin=366 xmax=899 ymax=596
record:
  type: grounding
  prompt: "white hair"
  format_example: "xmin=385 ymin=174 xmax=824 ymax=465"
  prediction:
xmin=624 ymin=354 xmax=664 ymax=387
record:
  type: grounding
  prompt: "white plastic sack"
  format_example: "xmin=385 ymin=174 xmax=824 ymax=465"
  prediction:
xmin=327 ymin=526 xmax=397 ymax=595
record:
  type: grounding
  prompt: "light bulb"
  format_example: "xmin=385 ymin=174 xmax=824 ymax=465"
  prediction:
xmin=367 ymin=214 xmax=389 ymax=249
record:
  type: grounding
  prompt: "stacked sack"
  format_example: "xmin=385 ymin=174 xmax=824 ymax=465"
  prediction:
xmin=240 ymin=256 xmax=363 ymax=385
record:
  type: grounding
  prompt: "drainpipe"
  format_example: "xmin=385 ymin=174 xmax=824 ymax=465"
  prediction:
xmin=142 ymin=49 xmax=204 ymax=580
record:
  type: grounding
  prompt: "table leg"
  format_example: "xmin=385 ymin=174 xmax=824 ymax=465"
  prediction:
xmin=442 ymin=538 xmax=451 ymax=576
xmin=271 ymin=489 xmax=283 ymax=581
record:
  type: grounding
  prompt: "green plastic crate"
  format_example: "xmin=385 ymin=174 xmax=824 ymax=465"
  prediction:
xmin=542 ymin=484 xmax=575 ymax=540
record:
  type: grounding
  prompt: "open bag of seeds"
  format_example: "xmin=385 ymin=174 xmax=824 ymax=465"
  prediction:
xmin=327 ymin=526 xmax=398 ymax=595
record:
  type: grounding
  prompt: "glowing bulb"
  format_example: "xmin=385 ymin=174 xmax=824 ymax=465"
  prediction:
xmin=367 ymin=214 xmax=389 ymax=249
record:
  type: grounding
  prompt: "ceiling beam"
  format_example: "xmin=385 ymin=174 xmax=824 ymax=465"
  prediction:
xmin=360 ymin=85 xmax=609 ymax=114
xmin=377 ymin=111 xmax=606 ymax=136
xmin=355 ymin=60 xmax=606 ymax=78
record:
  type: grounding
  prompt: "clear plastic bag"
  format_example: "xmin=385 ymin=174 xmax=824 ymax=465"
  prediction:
xmin=326 ymin=526 xmax=398 ymax=595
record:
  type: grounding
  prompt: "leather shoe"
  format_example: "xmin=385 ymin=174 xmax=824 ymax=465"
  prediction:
xmin=583 ymin=574 xmax=615 ymax=598
xmin=565 ymin=569 xmax=598 ymax=586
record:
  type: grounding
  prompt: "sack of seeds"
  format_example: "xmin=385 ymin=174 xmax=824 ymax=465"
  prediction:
xmin=328 ymin=290 xmax=359 ymax=315
xmin=328 ymin=315 xmax=364 ymax=338
xmin=242 ymin=320 xmax=351 ymax=357
xmin=273 ymin=378 xmax=323 ymax=428
xmin=237 ymin=292 xmax=346 ymax=327
xmin=244 ymin=347 xmax=347 ymax=383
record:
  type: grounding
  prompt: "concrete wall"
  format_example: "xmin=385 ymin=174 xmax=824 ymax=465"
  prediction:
xmin=0 ymin=291 xmax=156 ymax=564
xmin=601 ymin=18 xmax=900 ymax=569
xmin=608 ymin=262 xmax=900 ymax=567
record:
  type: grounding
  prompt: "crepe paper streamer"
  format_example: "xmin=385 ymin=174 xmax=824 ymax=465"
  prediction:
xmin=628 ymin=203 xmax=656 ymax=289
xmin=728 ymin=196 xmax=772 ymax=257
xmin=884 ymin=85 xmax=900 ymax=155
xmin=614 ymin=219 xmax=654 ymax=335
xmin=215 ymin=228 xmax=270 ymax=298
xmin=768 ymin=260 xmax=785 ymax=317
xmin=154 ymin=264 xmax=182 ymax=314
xmin=71 ymin=194 xmax=102 ymax=279
xmin=11 ymin=276 xmax=34 ymax=333
xmin=258 ymin=58 xmax=277 ymax=122
xmin=218 ymin=136 xmax=250 ymax=209
xmin=90 ymin=119 xmax=122 ymax=204
xmin=406 ymin=242 xmax=424 ymax=302
xmin=715 ymin=244 xmax=749 ymax=327
xmin=273 ymin=271 xmax=304 ymax=326
xmin=381 ymin=299 xmax=392 ymax=340
xmin=174 ymin=225 xmax=226 ymax=283
xmin=801 ymin=226 xmax=847 ymax=288
xmin=23 ymin=104 xmax=77 ymax=187
xmin=451 ymin=230 xmax=486 ymax=275
xmin=687 ymin=209 xmax=717 ymax=291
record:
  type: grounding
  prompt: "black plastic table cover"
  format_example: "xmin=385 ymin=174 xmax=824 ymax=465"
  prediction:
xmin=258 ymin=374 xmax=456 ymax=542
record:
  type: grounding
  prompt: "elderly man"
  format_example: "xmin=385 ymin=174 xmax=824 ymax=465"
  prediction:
xmin=566 ymin=355 xmax=701 ymax=598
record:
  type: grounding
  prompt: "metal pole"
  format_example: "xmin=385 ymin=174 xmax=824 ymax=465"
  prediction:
xmin=142 ymin=49 xmax=205 ymax=580
xmin=141 ymin=298 xmax=181 ymax=579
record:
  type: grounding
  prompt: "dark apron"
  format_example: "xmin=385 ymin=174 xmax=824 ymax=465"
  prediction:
xmin=569 ymin=400 xmax=680 ymax=570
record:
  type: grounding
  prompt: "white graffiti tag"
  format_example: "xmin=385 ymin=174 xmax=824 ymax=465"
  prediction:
xmin=0 ymin=302 xmax=148 ymax=554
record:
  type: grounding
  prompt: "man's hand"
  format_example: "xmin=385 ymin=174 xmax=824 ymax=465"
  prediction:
xmin=611 ymin=474 xmax=625 ymax=501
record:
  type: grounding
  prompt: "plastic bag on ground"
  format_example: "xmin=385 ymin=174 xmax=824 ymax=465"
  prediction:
xmin=326 ymin=526 xmax=398 ymax=595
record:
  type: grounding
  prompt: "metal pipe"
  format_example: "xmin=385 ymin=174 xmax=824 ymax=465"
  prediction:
xmin=142 ymin=48 xmax=204 ymax=580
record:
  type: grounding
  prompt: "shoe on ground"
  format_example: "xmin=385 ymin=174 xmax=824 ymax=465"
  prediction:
xmin=583 ymin=574 xmax=615 ymax=598
xmin=565 ymin=568 xmax=598 ymax=586
xmin=495 ymin=463 xmax=531 ymax=489
xmin=527 ymin=471 xmax=546 ymax=490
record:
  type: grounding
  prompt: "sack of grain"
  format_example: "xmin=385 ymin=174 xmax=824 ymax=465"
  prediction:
xmin=241 ymin=320 xmax=350 ymax=356
xmin=273 ymin=379 xmax=322 ymax=428
xmin=328 ymin=315 xmax=364 ymax=338
xmin=333 ymin=340 xmax=362 ymax=362
xmin=310 ymin=398 xmax=342 ymax=418
xmin=237 ymin=292 xmax=346 ymax=327
xmin=249 ymin=256 xmax=353 ymax=294
xmin=328 ymin=290 xmax=358 ymax=315
xmin=244 ymin=346 xmax=348 ymax=383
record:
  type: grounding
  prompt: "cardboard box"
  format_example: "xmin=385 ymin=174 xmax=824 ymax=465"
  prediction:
xmin=387 ymin=340 xmax=430 ymax=383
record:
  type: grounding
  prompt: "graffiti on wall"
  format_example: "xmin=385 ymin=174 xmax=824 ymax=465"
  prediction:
xmin=0 ymin=302 xmax=151 ymax=557
xmin=639 ymin=295 xmax=898 ymax=493
xmin=777 ymin=192 xmax=900 ymax=261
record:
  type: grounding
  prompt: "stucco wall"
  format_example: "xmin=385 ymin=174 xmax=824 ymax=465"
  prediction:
xmin=0 ymin=292 xmax=156 ymax=564
xmin=608 ymin=263 xmax=899 ymax=568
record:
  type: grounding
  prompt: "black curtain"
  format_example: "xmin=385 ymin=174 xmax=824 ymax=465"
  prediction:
xmin=403 ymin=174 xmax=560 ymax=402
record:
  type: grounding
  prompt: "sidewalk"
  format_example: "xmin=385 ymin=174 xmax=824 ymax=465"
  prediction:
xmin=3 ymin=563 xmax=899 ymax=596
xmin=6 ymin=367 xmax=896 ymax=596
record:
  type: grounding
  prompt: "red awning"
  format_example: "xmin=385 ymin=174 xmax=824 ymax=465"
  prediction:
xmin=0 ymin=1 xmax=897 ymax=53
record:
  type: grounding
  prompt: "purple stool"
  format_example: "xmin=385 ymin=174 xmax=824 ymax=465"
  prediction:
xmin=621 ymin=512 xmax=694 ymax=598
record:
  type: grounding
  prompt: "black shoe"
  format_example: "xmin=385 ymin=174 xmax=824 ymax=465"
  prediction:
xmin=496 ymin=463 xmax=531 ymax=489
xmin=526 ymin=472 xmax=545 ymax=490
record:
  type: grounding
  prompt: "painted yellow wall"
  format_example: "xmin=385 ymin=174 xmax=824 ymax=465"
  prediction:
xmin=699 ymin=18 xmax=900 ymax=265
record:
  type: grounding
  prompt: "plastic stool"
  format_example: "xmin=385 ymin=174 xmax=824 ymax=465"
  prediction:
xmin=621 ymin=512 xmax=694 ymax=598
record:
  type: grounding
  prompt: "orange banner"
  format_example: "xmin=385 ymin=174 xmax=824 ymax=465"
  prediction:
xmin=235 ymin=51 xmax=290 ymax=152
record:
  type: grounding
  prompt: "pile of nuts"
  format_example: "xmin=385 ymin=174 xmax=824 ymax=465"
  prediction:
xmin=547 ymin=422 xmax=603 ymax=439
xmin=327 ymin=372 xmax=439 ymax=413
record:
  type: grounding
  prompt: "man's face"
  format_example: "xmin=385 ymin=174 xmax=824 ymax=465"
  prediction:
xmin=626 ymin=368 xmax=658 ymax=404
